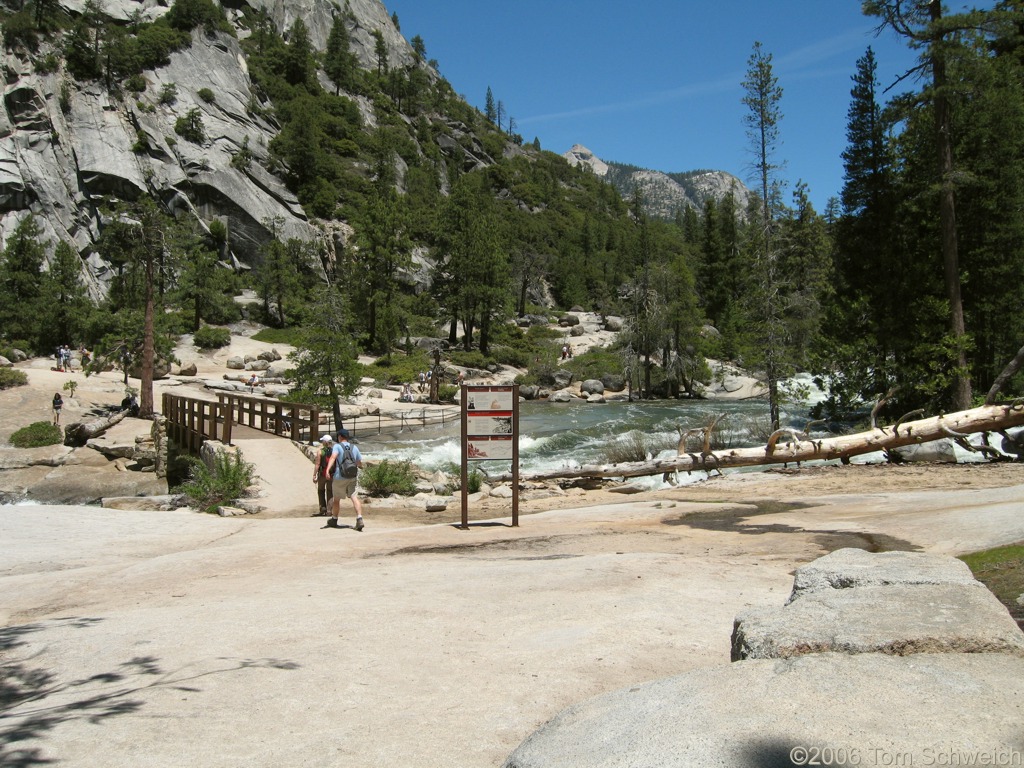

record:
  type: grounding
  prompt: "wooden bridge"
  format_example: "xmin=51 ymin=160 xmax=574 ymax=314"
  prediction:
xmin=163 ymin=392 xmax=323 ymax=452
xmin=163 ymin=391 xmax=461 ymax=452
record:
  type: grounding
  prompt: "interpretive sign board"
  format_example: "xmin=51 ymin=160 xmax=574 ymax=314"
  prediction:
xmin=461 ymin=385 xmax=519 ymax=528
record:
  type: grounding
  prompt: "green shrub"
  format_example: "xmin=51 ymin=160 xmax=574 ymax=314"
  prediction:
xmin=197 ymin=87 xmax=215 ymax=103
xmin=565 ymin=347 xmax=624 ymax=381
xmin=174 ymin=107 xmax=205 ymax=143
xmin=0 ymin=368 xmax=29 ymax=390
xmin=10 ymin=421 xmax=62 ymax=448
xmin=125 ymin=73 xmax=147 ymax=93
xmin=194 ymin=325 xmax=231 ymax=349
xmin=369 ymin=351 xmax=432 ymax=387
xmin=358 ymin=459 xmax=417 ymax=497
xmin=449 ymin=350 xmax=491 ymax=370
xmin=466 ymin=466 xmax=484 ymax=493
xmin=35 ymin=53 xmax=60 ymax=74
xmin=490 ymin=345 xmax=529 ymax=368
xmin=178 ymin=450 xmax=255 ymax=512
xmin=436 ymin=384 xmax=458 ymax=403
xmin=159 ymin=82 xmax=178 ymax=105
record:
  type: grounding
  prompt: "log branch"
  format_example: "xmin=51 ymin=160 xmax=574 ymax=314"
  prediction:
xmin=493 ymin=403 xmax=1024 ymax=484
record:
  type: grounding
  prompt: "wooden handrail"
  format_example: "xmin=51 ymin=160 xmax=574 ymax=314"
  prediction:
xmin=163 ymin=392 xmax=320 ymax=454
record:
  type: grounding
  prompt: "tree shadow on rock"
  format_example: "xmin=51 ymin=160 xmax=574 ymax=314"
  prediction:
xmin=1 ymin=617 xmax=300 ymax=768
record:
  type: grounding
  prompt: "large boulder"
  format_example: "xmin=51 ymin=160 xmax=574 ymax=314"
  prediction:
xmin=787 ymin=548 xmax=980 ymax=600
xmin=890 ymin=438 xmax=957 ymax=463
xmin=731 ymin=582 xmax=1024 ymax=661
xmin=519 ymin=385 xmax=540 ymax=400
xmin=601 ymin=374 xmax=626 ymax=392
xmin=603 ymin=316 xmax=624 ymax=332
xmin=517 ymin=314 xmax=549 ymax=327
xmin=505 ymin=548 xmax=1024 ymax=768
xmin=553 ymin=370 xmax=573 ymax=389
xmin=503 ymin=653 xmax=1024 ymax=768
xmin=580 ymin=379 xmax=604 ymax=396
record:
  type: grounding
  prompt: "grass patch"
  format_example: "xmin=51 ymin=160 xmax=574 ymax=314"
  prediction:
xmin=10 ymin=421 xmax=62 ymax=447
xmin=601 ymin=430 xmax=674 ymax=464
xmin=251 ymin=326 xmax=303 ymax=345
xmin=959 ymin=542 xmax=1024 ymax=629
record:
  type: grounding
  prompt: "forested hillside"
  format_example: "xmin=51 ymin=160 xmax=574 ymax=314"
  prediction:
xmin=0 ymin=0 xmax=1021 ymax=428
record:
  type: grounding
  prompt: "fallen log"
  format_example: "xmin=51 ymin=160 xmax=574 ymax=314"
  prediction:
xmin=494 ymin=402 xmax=1024 ymax=484
xmin=63 ymin=408 xmax=130 ymax=447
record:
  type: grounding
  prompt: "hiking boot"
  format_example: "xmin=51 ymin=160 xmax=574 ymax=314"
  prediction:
xmin=327 ymin=517 xmax=339 ymax=528
xmin=355 ymin=517 xmax=364 ymax=532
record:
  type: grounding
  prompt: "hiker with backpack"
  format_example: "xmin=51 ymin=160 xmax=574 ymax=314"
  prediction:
xmin=313 ymin=434 xmax=334 ymax=516
xmin=325 ymin=428 xmax=364 ymax=531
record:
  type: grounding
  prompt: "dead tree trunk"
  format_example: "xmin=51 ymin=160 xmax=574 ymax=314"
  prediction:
xmin=494 ymin=403 xmax=1024 ymax=484
xmin=63 ymin=409 xmax=130 ymax=447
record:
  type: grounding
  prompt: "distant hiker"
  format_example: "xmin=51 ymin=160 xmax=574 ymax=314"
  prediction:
xmin=248 ymin=373 xmax=259 ymax=393
xmin=418 ymin=371 xmax=426 ymax=392
xmin=326 ymin=428 xmax=364 ymax=531
xmin=457 ymin=371 xmax=465 ymax=386
xmin=313 ymin=434 xmax=334 ymax=516
xmin=561 ymin=344 xmax=569 ymax=361
xmin=399 ymin=382 xmax=413 ymax=402
xmin=52 ymin=392 xmax=63 ymax=424
xmin=121 ymin=392 xmax=140 ymax=417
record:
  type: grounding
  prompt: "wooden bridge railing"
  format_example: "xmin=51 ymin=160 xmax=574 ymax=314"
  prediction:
xmin=216 ymin=393 xmax=321 ymax=444
xmin=163 ymin=392 xmax=321 ymax=453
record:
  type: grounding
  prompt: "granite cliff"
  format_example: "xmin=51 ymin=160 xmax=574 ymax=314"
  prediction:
xmin=0 ymin=0 xmax=424 ymax=297
xmin=564 ymin=143 xmax=750 ymax=220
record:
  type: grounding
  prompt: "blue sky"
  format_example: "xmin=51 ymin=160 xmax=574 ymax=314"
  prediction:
xmin=382 ymin=1 xmax=926 ymax=212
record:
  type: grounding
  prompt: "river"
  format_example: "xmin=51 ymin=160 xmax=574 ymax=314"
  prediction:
xmin=357 ymin=397 xmax=816 ymax=485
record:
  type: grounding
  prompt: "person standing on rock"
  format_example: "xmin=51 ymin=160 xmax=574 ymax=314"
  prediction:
xmin=326 ymin=428 xmax=364 ymax=531
xmin=313 ymin=434 xmax=334 ymax=516
xmin=52 ymin=392 xmax=63 ymax=424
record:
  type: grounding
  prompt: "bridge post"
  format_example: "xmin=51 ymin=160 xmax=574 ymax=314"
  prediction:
xmin=223 ymin=395 xmax=233 ymax=445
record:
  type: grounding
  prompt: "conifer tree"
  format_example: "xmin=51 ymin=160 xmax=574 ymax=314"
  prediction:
xmin=42 ymin=241 xmax=91 ymax=351
xmin=324 ymin=13 xmax=357 ymax=95
xmin=0 ymin=216 xmax=47 ymax=350
xmin=740 ymin=41 xmax=787 ymax=430
xmin=864 ymin=0 xmax=976 ymax=409
xmin=484 ymin=86 xmax=497 ymax=124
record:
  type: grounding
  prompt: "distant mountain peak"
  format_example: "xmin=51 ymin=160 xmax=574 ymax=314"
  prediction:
xmin=563 ymin=145 xmax=749 ymax=219
xmin=564 ymin=144 xmax=609 ymax=177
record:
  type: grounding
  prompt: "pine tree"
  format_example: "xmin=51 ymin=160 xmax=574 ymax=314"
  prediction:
xmin=484 ymin=86 xmax=497 ymax=124
xmin=0 ymin=216 xmax=47 ymax=350
xmin=284 ymin=17 xmax=316 ymax=89
xmin=864 ymin=0 xmax=976 ymax=409
xmin=824 ymin=46 xmax=904 ymax=413
xmin=324 ymin=13 xmax=357 ymax=95
xmin=42 ymin=241 xmax=91 ymax=351
xmin=740 ymin=41 xmax=787 ymax=430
